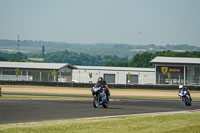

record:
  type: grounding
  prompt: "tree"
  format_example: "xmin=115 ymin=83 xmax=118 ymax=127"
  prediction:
xmin=127 ymin=72 xmax=132 ymax=83
xmin=89 ymin=72 xmax=93 ymax=83
xmin=15 ymin=68 xmax=19 ymax=80
xmin=51 ymin=70 xmax=57 ymax=82
xmin=0 ymin=56 xmax=6 ymax=61
xmin=129 ymin=52 xmax=154 ymax=68
xmin=41 ymin=45 xmax=45 ymax=57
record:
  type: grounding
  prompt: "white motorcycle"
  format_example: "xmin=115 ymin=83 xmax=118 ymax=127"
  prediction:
xmin=179 ymin=89 xmax=192 ymax=106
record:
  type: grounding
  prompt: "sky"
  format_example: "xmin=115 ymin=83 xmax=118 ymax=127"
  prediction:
xmin=0 ymin=0 xmax=200 ymax=46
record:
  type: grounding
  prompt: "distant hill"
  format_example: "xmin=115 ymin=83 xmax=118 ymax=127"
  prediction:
xmin=0 ymin=39 xmax=200 ymax=58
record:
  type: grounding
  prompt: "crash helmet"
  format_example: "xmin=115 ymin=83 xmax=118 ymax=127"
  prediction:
xmin=98 ymin=77 xmax=103 ymax=82
xmin=179 ymin=85 xmax=183 ymax=89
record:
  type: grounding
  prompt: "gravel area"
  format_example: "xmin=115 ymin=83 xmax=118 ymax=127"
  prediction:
xmin=2 ymin=87 xmax=200 ymax=97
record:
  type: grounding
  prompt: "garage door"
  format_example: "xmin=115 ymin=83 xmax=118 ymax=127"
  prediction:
xmin=104 ymin=74 xmax=115 ymax=83
xmin=127 ymin=74 xmax=138 ymax=84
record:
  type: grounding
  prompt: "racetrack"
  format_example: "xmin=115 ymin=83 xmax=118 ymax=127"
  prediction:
xmin=0 ymin=97 xmax=200 ymax=124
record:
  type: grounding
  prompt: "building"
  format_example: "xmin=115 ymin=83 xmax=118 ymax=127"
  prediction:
xmin=0 ymin=61 xmax=77 ymax=82
xmin=72 ymin=66 xmax=155 ymax=84
xmin=150 ymin=56 xmax=200 ymax=85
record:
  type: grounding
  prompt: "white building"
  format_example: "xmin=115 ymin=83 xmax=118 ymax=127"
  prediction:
xmin=72 ymin=66 xmax=155 ymax=84
xmin=151 ymin=56 xmax=200 ymax=85
xmin=0 ymin=61 xmax=76 ymax=82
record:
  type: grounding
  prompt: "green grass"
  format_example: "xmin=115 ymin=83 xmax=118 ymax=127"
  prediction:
xmin=112 ymin=94 xmax=178 ymax=99
xmin=28 ymin=58 xmax=44 ymax=62
xmin=0 ymin=85 xmax=90 ymax=90
xmin=112 ymin=88 xmax=177 ymax=92
xmin=112 ymin=88 xmax=200 ymax=93
xmin=0 ymin=112 xmax=200 ymax=133
xmin=1 ymin=93 xmax=195 ymax=101
xmin=0 ymin=94 xmax=91 ymax=101
xmin=1 ymin=91 xmax=91 ymax=100
xmin=3 ymin=91 xmax=91 ymax=97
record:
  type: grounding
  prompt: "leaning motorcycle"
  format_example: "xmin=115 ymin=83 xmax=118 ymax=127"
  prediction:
xmin=179 ymin=89 xmax=192 ymax=106
xmin=91 ymin=85 xmax=109 ymax=108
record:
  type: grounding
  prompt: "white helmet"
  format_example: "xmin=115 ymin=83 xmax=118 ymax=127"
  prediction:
xmin=179 ymin=85 xmax=183 ymax=89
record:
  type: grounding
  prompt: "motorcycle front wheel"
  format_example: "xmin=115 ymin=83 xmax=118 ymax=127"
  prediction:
xmin=185 ymin=95 xmax=191 ymax=106
xmin=93 ymin=96 xmax=98 ymax=108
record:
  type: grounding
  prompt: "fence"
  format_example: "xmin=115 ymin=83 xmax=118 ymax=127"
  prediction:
xmin=0 ymin=80 xmax=200 ymax=91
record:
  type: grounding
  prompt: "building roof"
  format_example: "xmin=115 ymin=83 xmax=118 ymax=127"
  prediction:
xmin=75 ymin=65 xmax=155 ymax=72
xmin=0 ymin=61 xmax=77 ymax=70
xmin=150 ymin=56 xmax=200 ymax=65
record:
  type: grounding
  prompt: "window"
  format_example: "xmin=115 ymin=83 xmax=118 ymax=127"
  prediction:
xmin=104 ymin=74 xmax=115 ymax=83
xmin=127 ymin=74 xmax=138 ymax=84
xmin=186 ymin=66 xmax=200 ymax=85
xmin=156 ymin=66 xmax=184 ymax=84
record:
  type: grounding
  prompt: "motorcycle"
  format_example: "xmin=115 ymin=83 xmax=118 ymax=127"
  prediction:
xmin=179 ymin=89 xmax=192 ymax=106
xmin=91 ymin=85 xmax=109 ymax=108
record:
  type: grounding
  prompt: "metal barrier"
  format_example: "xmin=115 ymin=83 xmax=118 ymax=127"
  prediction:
xmin=0 ymin=80 xmax=199 ymax=91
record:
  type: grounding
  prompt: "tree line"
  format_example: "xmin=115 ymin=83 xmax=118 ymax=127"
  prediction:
xmin=0 ymin=50 xmax=200 ymax=68
xmin=105 ymin=50 xmax=200 ymax=68
xmin=43 ymin=50 xmax=128 ymax=66
xmin=0 ymin=50 xmax=128 ymax=66
xmin=0 ymin=52 xmax=27 ymax=62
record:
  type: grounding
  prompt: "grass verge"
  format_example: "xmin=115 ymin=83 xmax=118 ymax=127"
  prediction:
xmin=0 ymin=94 xmax=91 ymax=101
xmin=112 ymin=94 xmax=200 ymax=100
xmin=2 ymin=91 xmax=91 ymax=97
xmin=0 ymin=112 xmax=200 ymax=133
xmin=2 ymin=91 xmax=200 ymax=101
xmin=0 ymin=85 xmax=89 ymax=90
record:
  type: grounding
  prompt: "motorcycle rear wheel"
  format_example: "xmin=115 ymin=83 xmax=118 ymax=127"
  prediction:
xmin=102 ymin=100 xmax=109 ymax=108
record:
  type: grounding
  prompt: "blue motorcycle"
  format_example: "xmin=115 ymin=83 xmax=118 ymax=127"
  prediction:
xmin=91 ymin=85 xmax=109 ymax=108
xmin=179 ymin=88 xmax=192 ymax=106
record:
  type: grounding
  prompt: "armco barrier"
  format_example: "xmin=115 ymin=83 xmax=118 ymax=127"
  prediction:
xmin=0 ymin=80 xmax=200 ymax=91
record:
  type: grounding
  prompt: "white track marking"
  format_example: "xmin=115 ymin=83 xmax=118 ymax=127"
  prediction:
xmin=83 ymin=109 xmax=200 ymax=120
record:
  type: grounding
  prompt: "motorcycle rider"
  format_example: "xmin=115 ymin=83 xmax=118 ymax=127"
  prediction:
xmin=96 ymin=77 xmax=110 ymax=101
xmin=178 ymin=85 xmax=192 ymax=101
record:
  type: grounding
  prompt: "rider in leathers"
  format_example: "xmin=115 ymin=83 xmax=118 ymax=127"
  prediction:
xmin=178 ymin=85 xmax=192 ymax=101
xmin=96 ymin=77 xmax=110 ymax=101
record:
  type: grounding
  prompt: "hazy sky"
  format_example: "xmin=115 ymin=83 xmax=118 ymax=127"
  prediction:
xmin=0 ymin=0 xmax=200 ymax=46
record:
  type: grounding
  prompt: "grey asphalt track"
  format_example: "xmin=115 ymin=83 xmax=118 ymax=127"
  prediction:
xmin=0 ymin=97 xmax=200 ymax=124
